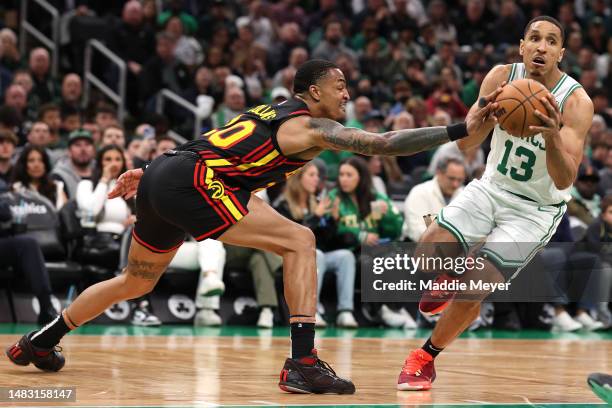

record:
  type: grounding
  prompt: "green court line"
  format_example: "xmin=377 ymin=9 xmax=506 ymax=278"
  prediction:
xmin=0 ymin=324 xmax=610 ymax=340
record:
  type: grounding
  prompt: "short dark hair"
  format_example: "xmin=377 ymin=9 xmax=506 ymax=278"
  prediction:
xmin=38 ymin=103 xmax=60 ymax=120
xmin=437 ymin=156 xmax=466 ymax=173
xmin=293 ymin=59 xmax=339 ymax=94
xmin=524 ymin=16 xmax=565 ymax=45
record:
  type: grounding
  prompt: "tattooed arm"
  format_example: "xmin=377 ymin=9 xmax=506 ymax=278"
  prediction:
xmin=310 ymin=119 xmax=452 ymax=156
xmin=307 ymin=88 xmax=501 ymax=156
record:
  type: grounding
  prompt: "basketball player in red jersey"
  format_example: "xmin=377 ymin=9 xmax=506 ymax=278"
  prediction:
xmin=6 ymin=60 xmax=500 ymax=394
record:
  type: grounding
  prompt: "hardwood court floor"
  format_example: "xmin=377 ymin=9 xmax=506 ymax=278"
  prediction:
xmin=0 ymin=324 xmax=610 ymax=407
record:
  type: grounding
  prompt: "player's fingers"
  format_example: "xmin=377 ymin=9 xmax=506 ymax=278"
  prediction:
xmin=540 ymin=96 xmax=559 ymax=120
xmin=528 ymin=125 xmax=549 ymax=133
xmin=533 ymin=109 xmax=554 ymax=126
xmin=546 ymin=93 xmax=560 ymax=112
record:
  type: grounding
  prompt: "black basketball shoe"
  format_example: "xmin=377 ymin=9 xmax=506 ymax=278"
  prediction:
xmin=278 ymin=348 xmax=355 ymax=394
xmin=5 ymin=331 xmax=65 ymax=372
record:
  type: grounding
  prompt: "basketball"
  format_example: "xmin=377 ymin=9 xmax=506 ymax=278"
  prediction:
xmin=493 ymin=78 xmax=552 ymax=138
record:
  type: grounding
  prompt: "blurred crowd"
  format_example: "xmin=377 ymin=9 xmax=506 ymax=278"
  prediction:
xmin=0 ymin=0 xmax=610 ymax=331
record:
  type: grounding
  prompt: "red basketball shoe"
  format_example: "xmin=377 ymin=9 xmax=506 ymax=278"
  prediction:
xmin=419 ymin=273 xmax=459 ymax=316
xmin=397 ymin=349 xmax=436 ymax=391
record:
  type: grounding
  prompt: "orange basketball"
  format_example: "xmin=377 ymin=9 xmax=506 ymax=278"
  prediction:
xmin=493 ymin=78 xmax=552 ymax=138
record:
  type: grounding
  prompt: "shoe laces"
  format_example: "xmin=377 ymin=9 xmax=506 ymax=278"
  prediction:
xmin=402 ymin=350 xmax=431 ymax=375
xmin=314 ymin=356 xmax=337 ymax=376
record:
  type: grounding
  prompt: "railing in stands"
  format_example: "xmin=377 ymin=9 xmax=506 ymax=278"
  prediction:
xmin=19 ymin=0 xmax=60 ymax=77
xmin=156 ymin=89 xmax=207 ymax=141
xmin=83 ymin=39 xmax=127 ymax=122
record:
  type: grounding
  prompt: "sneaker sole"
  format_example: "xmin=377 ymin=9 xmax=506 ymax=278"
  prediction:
xmin=397 ymin=382 xmax=432 ymax=391
xmin=419 ymin=303 xmax=448 ymax=317
xmin=278 ymin=382 xmax=312 ymax=394
xmin=588 ymin=379 xmax=612 ymax=405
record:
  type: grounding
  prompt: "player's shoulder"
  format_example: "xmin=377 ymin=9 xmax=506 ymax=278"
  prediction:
xmin=486 ymin=64 xmax=512 ymax=82
xmin=561 ymin=86 xmax=593 ymax=119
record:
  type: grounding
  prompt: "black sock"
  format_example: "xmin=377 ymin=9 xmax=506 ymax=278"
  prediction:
xmin=36 ymin=294 xmax=54 ymax=315
xmin=290 ymin=322 xmax=315 ymax=360
xmin=30 ymin=314 xmax=73 ymax=349
xmin=422 ymin=337 xmax=444 ymax=358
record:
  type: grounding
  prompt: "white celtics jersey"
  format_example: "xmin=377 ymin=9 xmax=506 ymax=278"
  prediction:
xmin=482 ymin=63 xmax=582 ymax=205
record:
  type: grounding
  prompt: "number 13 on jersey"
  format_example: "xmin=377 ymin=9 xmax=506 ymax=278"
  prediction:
xmin=496 ymin=139 xmax=536 ymax=182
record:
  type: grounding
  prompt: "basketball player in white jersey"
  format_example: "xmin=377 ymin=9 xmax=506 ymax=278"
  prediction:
xmin=397 ymin=16 xmax=594 ymax=390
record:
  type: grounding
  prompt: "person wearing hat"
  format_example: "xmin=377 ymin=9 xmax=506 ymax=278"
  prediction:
xmin=568 ymin=163 xmax=602 ymax=230
xmin=270 ymin=86 xmax=291 ymax=104
xmin=0 ymin=129 xmax=18 ymax=183
xmin=51 ymin=129 xmax=95 ymax=199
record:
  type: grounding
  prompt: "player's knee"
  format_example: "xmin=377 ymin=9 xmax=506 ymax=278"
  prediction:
xmin=294 ymin=226 xmax=316 ymax=254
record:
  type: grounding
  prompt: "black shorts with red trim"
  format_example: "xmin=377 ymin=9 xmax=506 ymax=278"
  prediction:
xmin=133 ymin=150 xmax=251 ymax=253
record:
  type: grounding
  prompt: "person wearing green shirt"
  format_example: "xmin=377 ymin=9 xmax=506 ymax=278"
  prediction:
xmin=327 ymin=156 xmax=403 ymax=250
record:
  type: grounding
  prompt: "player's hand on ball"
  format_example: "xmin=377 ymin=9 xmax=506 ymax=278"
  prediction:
xmin=466 ymin=82 xmax=506 ymax=136
xmin=108 ymin=168 xmax=144 ymax=200
xmin=530 ymin=93 xmax=562 ymax=138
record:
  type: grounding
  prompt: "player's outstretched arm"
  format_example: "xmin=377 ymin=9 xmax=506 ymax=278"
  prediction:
xmin=309 ymin=95 xmax=500 ymax=156
xmin=457 ymin=64 xmax=509 ymax=152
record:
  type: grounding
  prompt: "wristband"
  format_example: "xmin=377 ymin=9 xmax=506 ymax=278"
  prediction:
xmin=446 ymin=122 xmax=468 ymax=141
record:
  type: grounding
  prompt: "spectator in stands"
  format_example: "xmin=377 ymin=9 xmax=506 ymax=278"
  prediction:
xmin=403 ymin=157 xmax=466 ymax=242
xmin=271 ymin=0 xmax=307 ymax=30
xmin=61 ymin=106 xmax=81 ymax=136
xmin=312 ymin=20 xmax=357 ymax=64
xmin=268 ymin=22 xmax=306 ymax=74
xmin=426 ymin=0 xmax=457 ymax=44
xmin=152 ymin=136 xmax=177 ymax=160
xmin=82 ymin=121 xmax=102 ymax=146
xmin=11 ymin=145 xmax=67 ymax=210
xmin=236 ymin=0 xmax=275 ymax=51
xmin=28 ymin=48 xmax=60 ymax=107
xmin=600 ymin=146 xmax=612 ymax=197
xmin=0 ymin=129 xmax=17 ymax=183
xmin=591 ymin=89 xmax=612 ymax=127
xmin=424 ymin=40 xmax=463 ymax=87
xmin=0 ymin=179 xmax=57 ymax=325
xmin=139 ymin=32 xmax=190 ymax=106
xmin=211 ymin=86 xmax=246 ymax=129
xmin=52 ymin=130 xmax=94 ymax=199
xmin=3 ymin=84 xmax=28 ymax=132
xmin=157 ymin=0 xmax=198 ymax=35
xmin=457 ymin=0 xmax=493 ymax=47
xmin=107 ymin=0 xmax=156 ymax=113
xmin=346 ymin=96 xmax=372 ymax=129
xmin=428 ymin=137 xmax=485 ymax=182
xmin=94 ymin=104 xmax=118 ymax=131
xmin=38 ymin=103 xmax=63 ymax=149
xmin=163 ymin=15 xmax=204 ymax=68
xmin=568 ymin=164 xmax=602 ymax=233
xmin=101 ymin=125 xmax=126 ymax=149
xmin=59 ymin=74 xmax=82 ymax=112
xmin=275 ymin=162 xmax=358 ymax=328
xmin=0 ymin=28 xmax=20 ymax=71
xmin=19 ymin=121 xmax=62 ymax=166
xmin=562 ymin=31 xmax=583 ymax=79
xmin=11 ymin=70 xmax=34 ymax=98
xmin=76 ymin=144 xmax=131 ymax=261
xmin=329 ymin=156 xmax=412 ymax=328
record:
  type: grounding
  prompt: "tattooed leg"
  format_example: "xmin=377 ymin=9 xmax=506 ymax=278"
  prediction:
xmin=64 ymin=239 xmax=179 ymax=326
